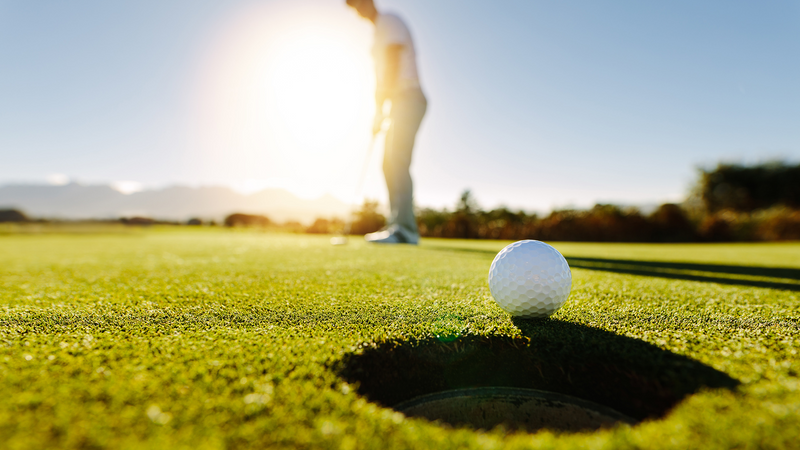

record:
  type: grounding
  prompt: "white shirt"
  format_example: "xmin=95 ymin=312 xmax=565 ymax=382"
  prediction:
xmin=372 ymin=13 xmax=421 ymax=93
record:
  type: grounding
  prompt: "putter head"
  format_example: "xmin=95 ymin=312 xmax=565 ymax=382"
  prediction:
xmin=330 ymin=236 xmax=349 ymax=246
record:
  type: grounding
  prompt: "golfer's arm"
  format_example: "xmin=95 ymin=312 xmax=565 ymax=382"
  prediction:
xmin=377 ymin=44 xmax=403 ymax=107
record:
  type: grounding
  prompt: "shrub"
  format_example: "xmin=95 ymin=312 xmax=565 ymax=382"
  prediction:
xmin=306 ymin=218 xmax=344 ymax=234
xmin=697 ymin=162 xmax=800 ymax=212
xmin=0 ymin=209 xmax=28 ymax=223
xmin=754 ymin=208 xmax=800 ymax=241
xmin=697 ymin=212 xmax=738 ymax=242
xmin=224 ymin=213 xmax=271 ymax=227
xmin=309 ymin=166 xmax=800 ymax=243
xmin=649 ymin=203 xmax=696 ymax=242
xmin=533 ymin=205 xmax=653 ymax=242
xmin=281 ymin=220 xmax=305 ymax=233
xmin=417 ymin=208 xmax=451 ymax=237
xmin=349 ymin=200 xmax=386 ymax=235
xmin=476 ymin=208 xmax=535 ymax=241
xmin=120 ymin=217 xmax=155 ymax=226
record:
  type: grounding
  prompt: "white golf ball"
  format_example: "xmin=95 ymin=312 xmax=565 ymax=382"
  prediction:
xmin=488 ymin=240 xmax=572 ymax=318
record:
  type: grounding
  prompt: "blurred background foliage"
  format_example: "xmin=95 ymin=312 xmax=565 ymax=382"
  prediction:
xmin=306 ymin=200 xmax=386 ymax=236
xmin=698 ymin=162 xmax=800 ymax=212
xmin=412 ymin=161 xmax=800 ymax=242
xmin=2 ymin=162 xmax=798 ymax=242
xmin=305 ymin=161 xmax=800 ymax=242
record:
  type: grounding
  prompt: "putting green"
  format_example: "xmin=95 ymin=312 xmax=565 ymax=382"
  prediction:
xmin=1 ymin=229 xmax=798 ymax=449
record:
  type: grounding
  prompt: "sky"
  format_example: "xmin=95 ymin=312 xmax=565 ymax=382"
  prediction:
xmin=1 ymin=0 xmax=798 ymax=212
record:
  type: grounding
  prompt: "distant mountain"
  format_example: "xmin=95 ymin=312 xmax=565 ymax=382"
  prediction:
xmin=0 ymin=183 xmax=350 ymax=223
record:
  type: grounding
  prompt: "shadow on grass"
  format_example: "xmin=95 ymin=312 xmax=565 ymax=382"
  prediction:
xmin=423 ymin=245 xmax=800 ymax=291
xmin=336 ymin=320 xmax=738 ymax=432
xmin=566 ymin=257 xmax=800 ymax=291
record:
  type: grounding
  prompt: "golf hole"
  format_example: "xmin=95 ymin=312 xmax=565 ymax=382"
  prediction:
xmin=395 ymin=387 xmax=636 ymax=433
xmin=337 ymin=320 xmax=738 ymax=433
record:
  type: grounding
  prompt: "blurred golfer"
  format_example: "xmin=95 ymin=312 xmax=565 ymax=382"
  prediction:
xmin=346 ymin=0 xmax=427 ymax=244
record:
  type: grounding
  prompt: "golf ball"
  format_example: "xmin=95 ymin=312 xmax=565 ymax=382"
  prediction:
xmin=488 ymin=240 xmax=572 ymax=318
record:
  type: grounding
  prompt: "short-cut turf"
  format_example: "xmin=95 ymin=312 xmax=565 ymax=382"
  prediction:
xmin=1 ymin=229 xmax=798 ymax=449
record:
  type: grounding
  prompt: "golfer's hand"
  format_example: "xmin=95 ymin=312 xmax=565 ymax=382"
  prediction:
xmin=372 ymin=114 xmax=385 ymax=136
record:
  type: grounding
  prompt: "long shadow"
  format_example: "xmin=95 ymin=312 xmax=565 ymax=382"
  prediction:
xmin=336 ymin=320 xmax=738 ymax=429
xmin=568 ymin=256 xmax=800 ymax=279
xmin=567 ymin=257 xmax=800 ymax=291
xmin=422 ymin=245 xmax=800 ymax=292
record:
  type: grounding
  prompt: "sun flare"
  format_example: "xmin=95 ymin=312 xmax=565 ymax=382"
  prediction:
xmin=268 ymin=30 xmax=369 ymax=150
xmin=195 ymin=4 xmax=376 ymax=200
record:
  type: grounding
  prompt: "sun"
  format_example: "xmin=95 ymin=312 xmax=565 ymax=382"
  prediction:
xmin=268 ymin=29 xmax=370 ymax=150
xmin=194 ymin=3 xmax=376 ymax=199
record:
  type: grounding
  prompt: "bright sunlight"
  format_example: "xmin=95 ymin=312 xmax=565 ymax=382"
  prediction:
xmin=269 ymin=30 xmax=367 ymax=149
xmin=193 ymin=3 xmax=375 ymax=199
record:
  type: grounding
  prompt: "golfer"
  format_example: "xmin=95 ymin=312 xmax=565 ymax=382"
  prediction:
xmin=346 ymin=0 xmax=427 ymax=244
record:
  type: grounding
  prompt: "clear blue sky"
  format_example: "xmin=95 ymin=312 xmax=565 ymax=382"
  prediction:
xmin=1 ymin=0 xmax=798 ymax=211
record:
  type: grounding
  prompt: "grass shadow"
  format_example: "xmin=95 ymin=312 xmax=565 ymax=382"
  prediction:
xmin=566 ymin=257 xmax=800 ymax=291
xmin=336 ymin=320 xmax=738 ymax=430
xmin=422 ymin=245 xmax=800 ymax=291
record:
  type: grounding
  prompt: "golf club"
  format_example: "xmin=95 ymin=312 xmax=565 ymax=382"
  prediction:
xmin=331 ymin=134 xmax=379 ymax=245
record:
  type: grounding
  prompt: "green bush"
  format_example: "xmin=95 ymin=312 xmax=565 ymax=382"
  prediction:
xmin=306 ymin=218 xmax=345 ymax=234
xmin=755 ymin=208 xmax=800 ymax=241
xmin=309 ymin=163 xmax=800 ymax=242
xmin=224 ymin=213 xmax=272 ymax=228
xmin=533 ymin=205 xmax=654 ymax=242
xmin=349 ymin=200 xmax=386 ymax=235
xmin=697 ymin=162 xmax=800 ymax=212
xmin=0 ymin=209 xmax=28 ymax=223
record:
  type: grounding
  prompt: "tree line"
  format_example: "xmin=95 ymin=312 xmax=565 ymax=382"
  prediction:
xmin=310 ymin=161 xmax=800 ymax=242
xmin=4 ymin=162 xmax=797 ymax=241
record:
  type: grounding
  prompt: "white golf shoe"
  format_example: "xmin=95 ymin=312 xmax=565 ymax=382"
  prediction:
xmin=364 ymin=228 xmax=418 ymax=245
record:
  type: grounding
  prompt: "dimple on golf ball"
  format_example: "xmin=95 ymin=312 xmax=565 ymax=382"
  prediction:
xmin=488 ymin=240 xmax=572 ymax=318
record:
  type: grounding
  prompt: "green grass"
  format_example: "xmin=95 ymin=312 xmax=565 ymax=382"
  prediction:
xmin=1 ymin=229 xmax=798 ymax=449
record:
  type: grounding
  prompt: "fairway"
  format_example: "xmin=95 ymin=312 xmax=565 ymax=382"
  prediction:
xmin=1 ymin=229 xmax=799 ymax=449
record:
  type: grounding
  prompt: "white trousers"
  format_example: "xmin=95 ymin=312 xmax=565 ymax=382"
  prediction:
xmin=384 ymin=88 xmax=427 ymax=241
